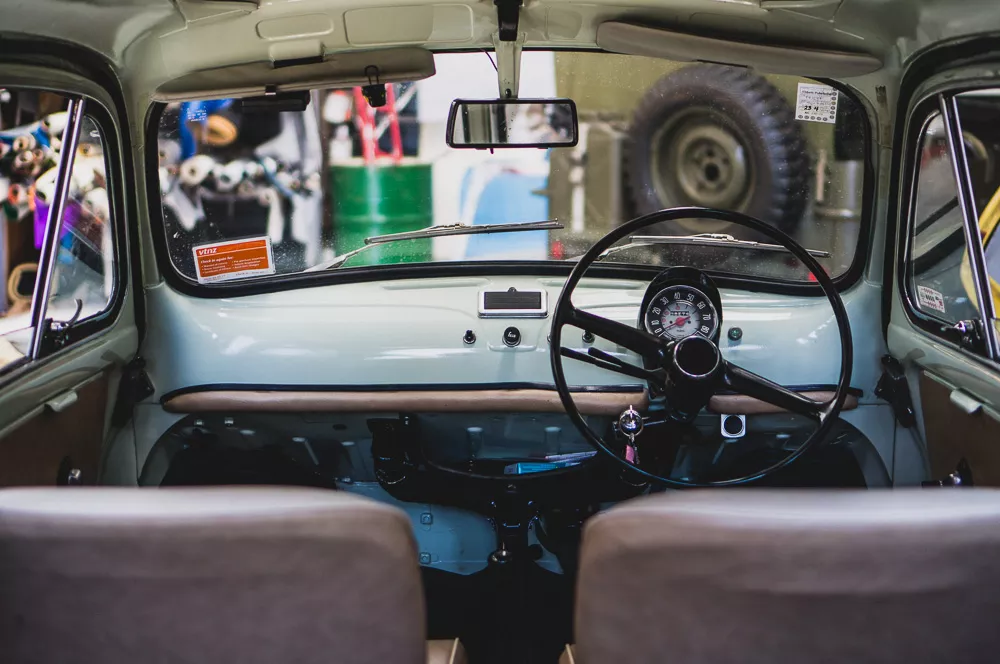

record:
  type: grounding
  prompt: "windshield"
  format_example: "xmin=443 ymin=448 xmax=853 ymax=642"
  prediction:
xmin=155 ymin=52 xmax=867 ymax=286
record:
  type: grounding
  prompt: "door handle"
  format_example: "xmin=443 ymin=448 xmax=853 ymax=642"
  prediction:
xmin=949 ymin=388 xmax=983 ymax=415
xmin=44 ymin=389 xmax=78 ymax=414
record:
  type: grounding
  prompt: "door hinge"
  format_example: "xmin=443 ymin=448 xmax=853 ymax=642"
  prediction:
xmin=874 ymin=355 xmax=916 ymax=428
xmin=111 ymin=356 xmax=155 ymax=426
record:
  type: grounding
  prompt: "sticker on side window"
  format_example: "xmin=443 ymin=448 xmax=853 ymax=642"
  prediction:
xmin=192 ymin=237 xmax=275 ymax=284
xmin=795 ymin=83 xmax=838 ymax=124
xmin=916 ymin=285 xmax=946 ymax=314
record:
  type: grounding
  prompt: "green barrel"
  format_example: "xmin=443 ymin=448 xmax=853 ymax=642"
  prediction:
xmin=330 ymin=163 xmax=433 ymax=265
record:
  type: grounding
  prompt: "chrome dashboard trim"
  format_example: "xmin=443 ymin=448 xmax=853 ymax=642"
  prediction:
xmin=478 ymin=289 xmax=548 ymax=318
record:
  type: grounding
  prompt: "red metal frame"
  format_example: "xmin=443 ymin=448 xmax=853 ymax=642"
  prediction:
xmin=352 ymin=86 xmax=403 ymax=165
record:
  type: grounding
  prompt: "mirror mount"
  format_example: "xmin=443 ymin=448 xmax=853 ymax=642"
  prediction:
xmin=492 ymin=0 xmax=524 ymax=98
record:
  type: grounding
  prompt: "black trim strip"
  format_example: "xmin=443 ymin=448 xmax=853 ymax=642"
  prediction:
xmin=143 ymin=56 xmax=875 ymax=301
xmin=714 ymin=384 xmax=863 ymax=397
xmin=158 ymin=382 xmax=647 ymax=404
xmin=158 ymin=381 xmax=858 ymax=405
xmin=914 ymin=197 xmax=958 ymax=234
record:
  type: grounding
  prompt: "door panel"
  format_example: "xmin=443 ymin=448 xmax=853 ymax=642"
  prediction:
xmin=920 ymin=371 xmax=1000 ymax=486
xmin=0 ymin=373 xmax=108 ymax=486
xmin=0 ymin=68 xmax=138 ymax=485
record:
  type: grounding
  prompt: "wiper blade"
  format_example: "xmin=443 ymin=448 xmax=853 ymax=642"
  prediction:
xmin=307 ymin=220 xmax=563 ymax=271
xmin=575 ymin=233 xmax=831 ymax=262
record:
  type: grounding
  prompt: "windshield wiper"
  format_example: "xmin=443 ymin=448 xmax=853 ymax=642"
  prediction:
xmin=570 ymin=233 xmax=831 ymax=262
xmin=307 ymin=220 xmax=564 ymax=271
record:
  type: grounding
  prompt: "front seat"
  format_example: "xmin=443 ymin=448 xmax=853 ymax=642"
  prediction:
xmin=565 ymin=489 xmax=1000 ymax=664
xmin=0 ymin=486 xmax=465 ymax=664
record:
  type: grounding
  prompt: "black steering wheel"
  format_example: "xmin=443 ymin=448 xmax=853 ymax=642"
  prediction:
xmin=550 ymin=207 xmax=853 ymax=487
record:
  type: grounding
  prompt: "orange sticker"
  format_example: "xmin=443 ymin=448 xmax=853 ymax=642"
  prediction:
xmin=192 ymin=237 xmax=275 ymax=284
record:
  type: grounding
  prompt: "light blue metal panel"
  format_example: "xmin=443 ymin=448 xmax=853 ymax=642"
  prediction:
xmin=143 ymin=276 xmax=885 ymax=398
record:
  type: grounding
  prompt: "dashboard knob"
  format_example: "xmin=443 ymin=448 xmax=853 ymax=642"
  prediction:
xmin=502 ymin=326 xmax=521 ymax=347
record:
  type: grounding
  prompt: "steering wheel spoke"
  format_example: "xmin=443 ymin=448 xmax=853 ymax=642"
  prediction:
xmin=722 ymin=361 xmax=826 ymax=421
xmin=565 ymin=306 xmax=665 ymax=359
xmin=560 ymin=346 xmax=665 ymax=386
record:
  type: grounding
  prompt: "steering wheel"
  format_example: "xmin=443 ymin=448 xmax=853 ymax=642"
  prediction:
xmin=550 ymin=207 xmax=853 ymax=487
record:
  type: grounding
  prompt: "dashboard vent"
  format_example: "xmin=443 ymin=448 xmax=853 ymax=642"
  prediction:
xmin=479 ymin=289 xmax=547 ymax=318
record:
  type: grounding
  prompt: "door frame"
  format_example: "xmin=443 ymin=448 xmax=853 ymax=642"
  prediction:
xmin=885 ymin=37 xmax=1000 ymax=483
xmin=0 ymin=44 xmax=140 ymax=477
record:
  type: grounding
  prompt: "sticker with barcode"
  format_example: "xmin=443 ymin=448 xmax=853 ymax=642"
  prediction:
xmin=916 ymin=285 xmax=946 ymax=313
xmin=795 ymin=83 xmax=838 ymax=124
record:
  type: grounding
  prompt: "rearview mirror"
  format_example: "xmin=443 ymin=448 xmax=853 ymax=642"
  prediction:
xmin=447 ymin=98 xmax=578 ymax=149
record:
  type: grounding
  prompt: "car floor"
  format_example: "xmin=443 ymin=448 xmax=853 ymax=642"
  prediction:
xmin=423 ymin=564 xmax=574 ymax=664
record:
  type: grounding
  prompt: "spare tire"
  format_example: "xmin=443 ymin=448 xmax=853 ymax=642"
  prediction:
xmin=624 ymin=64 xmax=810 ymax=235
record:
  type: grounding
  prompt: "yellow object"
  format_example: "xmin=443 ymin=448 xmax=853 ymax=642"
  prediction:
xmin=960 ymin=183 xmax=1000 ymax=314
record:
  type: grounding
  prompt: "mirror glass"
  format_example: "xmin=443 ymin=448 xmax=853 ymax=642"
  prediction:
xmin=447 ymin=99 xmax=578 ymax=149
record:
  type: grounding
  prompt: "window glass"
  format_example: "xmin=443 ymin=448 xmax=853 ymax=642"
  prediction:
xmin=0 ymin=90 xmax=114 ymax=372
xmin=908 ymin=113 xmax=976 ymax=326
xmin=908 ymin=95 xmax=1000 ymax=339
xmin=156 ymin=52 xmax=868 ymax=286
xmin=956 ymin=91 xmax=1000 ymax=332
xmin=46 ymin=116 xmax=115 ymax=330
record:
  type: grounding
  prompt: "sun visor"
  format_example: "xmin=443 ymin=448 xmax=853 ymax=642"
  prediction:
xmin=596 ymin=22 xmax=882 ymax=78
xmin=154 ymin=47 xmax=435 ymax=102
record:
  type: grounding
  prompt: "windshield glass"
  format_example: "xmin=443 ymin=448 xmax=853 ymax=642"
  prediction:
xmin=155 ymin=52 xmax=867 ymax=286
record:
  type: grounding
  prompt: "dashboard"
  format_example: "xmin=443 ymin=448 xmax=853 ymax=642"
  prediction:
xmin=130 ymin=271 xmax=897 ymax=485
xmin=144 ymin=271 xmax=884 ymax=399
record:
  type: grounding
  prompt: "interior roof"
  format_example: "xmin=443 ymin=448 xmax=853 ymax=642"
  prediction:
xmin=5 ymin=0 xmax=1000 ymax=97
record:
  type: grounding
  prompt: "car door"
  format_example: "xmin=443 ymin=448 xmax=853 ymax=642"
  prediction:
xmin=0 ymin=59 xmax=138 ymax=486
xmin=887 ymin=44 xmax=1000 ymax=486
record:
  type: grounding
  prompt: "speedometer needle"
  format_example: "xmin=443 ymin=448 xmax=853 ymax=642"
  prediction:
xmin=665 ymin=316 xmax=690 ymax=329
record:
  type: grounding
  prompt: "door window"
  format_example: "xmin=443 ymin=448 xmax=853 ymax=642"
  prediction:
xmin=0 ymin=92 xmax=116 ymax=373
xmin=906 ymin=91 xmax=1000 ymax=353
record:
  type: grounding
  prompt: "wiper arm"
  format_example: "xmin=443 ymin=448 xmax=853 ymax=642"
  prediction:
xmin=574 ymin=233 xmax=831 ymax=262
xmin=307 ymin=220 xmax=564 ymax=271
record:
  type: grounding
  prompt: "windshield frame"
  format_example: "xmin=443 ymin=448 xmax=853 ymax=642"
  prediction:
xmin=143 ymin=50 xmax=875 ymax=299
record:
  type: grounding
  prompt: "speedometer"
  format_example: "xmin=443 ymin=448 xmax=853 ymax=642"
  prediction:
xmin=644 ymin=285 xmax=719 ymax=340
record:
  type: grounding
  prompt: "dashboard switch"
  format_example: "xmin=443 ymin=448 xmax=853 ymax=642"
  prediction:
xmin=502 ymin=326 xmax=521 ymax=347
xmin=463 ymin=329 xmax=477 ymax=345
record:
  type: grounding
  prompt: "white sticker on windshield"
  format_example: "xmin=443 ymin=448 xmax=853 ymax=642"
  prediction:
xmin=795 ymin=83 xmax=838 ymax=124
xmin=917 ymin=285 xmax=946 ymax=313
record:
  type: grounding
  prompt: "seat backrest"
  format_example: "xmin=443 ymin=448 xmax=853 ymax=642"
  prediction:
xmin=0 ymin=486 xmax=425 ymax=664
xmin=575 ymin=489 xmax=1000 ymax=664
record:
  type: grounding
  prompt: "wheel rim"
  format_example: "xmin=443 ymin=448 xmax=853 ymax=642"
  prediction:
xmin=650 ymin=109 xmax=753 ymax=233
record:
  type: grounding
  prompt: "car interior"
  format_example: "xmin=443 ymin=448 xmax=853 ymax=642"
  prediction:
xmin=3 ymin=0 xmax=1000 ymax=662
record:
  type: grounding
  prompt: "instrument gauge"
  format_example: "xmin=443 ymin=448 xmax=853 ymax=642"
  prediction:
xmin=644 ymin=285 xmax=719 ymax=341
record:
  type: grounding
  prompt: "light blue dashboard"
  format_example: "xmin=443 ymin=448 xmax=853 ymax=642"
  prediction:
xmin=143 ymin=274 xmax=886 ymax=399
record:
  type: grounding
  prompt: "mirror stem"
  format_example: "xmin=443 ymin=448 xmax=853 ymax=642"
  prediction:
xmin=492 ymin=33 xmax=524 ymax=99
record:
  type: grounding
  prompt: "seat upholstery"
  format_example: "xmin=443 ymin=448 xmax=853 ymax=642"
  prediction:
xmin=573 ymin=489 xmax=1000 ymax=664
xmin=0 ymin=486 xmax=462 ymax=664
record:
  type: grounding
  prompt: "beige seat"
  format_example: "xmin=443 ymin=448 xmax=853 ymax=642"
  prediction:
xmin=0 ymin=486 xmax=465 ymax=664
xmin=566 ymin=489 xmax=1000 ymax=664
